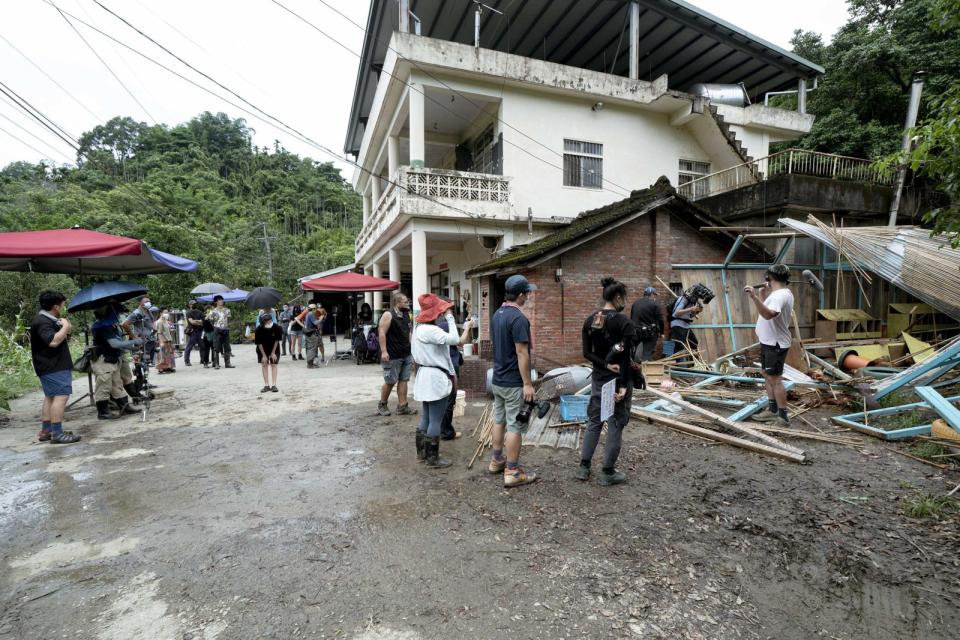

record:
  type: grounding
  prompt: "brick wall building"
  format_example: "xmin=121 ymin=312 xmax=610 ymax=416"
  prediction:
xmin=462 ymin=177 xmax=744 ymax=385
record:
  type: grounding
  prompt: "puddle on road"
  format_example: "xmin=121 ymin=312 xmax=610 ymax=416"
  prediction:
xmin=8 ymin=536 xmax=140 ymax=578
xmin=0 ymin=473 xmax=49 ymax=527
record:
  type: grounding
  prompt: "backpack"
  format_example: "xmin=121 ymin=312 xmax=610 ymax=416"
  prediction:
xmin=366 ymin=330 xmax=380 ymax=356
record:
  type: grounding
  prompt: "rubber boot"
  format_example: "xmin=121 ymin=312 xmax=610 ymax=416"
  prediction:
xmin=415 ymin=431 xmax=426 ymax=462
xmin=424 ymin=437 xmax=451 ymax=468
xmin=223 ymin=353 xmax=235 ymax=369
xmin=114 ymin=396 xmax=139 ymax=417
xmin=96 ymin=400 xmax=117 ymax=420
xmin=123 ymin=383 xmax=142 ymax=404
xmin=212 ymin=352 xmax=220 ymax=369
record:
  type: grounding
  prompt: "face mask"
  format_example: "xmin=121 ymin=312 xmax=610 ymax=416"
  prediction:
xmin=265 ymin=321 xmax=273 ymax=328
xmin=142 ymin=300 xmax=151 ymax=307
xmin=615 ymin=301 xmax=625 ymax=312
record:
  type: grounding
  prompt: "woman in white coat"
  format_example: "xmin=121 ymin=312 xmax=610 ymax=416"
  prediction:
xmin=412 ymin=294 xmax=473 ymax=468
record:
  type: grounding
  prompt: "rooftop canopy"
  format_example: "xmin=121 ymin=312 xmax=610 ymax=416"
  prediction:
xmin=345 ymin=0 xmax=824 ymax=155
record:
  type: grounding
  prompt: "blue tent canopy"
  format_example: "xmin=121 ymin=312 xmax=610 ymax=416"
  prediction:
xmin=197 ymin=288 xmax=249 ymax=303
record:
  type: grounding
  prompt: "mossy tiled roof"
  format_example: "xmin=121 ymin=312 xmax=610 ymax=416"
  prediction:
xmin=467 ymin=177 xmax=725 ymax=276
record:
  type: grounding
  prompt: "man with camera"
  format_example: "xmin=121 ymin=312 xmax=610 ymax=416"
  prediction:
xmin=30 ymin=290 xmax=81 ymax=444
xmin=489 ymin=274 xmax=537 ymax=488
xmin=669 ymin=288 xmax=704 ymax=355
xmin=182 ymin=300 xmax=204 ymax=366
xmin=744 ymin=264 xmax=795 ymax=426
xmin=123 ymin=295 xmax=155 ymax=366
xmin=91 ymin=305 xmax=143 ymax=419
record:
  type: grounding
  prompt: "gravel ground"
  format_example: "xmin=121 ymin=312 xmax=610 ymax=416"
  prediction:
xmin=1 ymin=344 xmax=958 ymax=639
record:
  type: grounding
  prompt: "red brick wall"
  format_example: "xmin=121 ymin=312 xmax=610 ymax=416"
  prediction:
xmin=515 ymin=209 xmax=731 ymax=371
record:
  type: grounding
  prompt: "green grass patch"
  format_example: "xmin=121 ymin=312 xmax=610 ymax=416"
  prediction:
xmin=879 ymin=389 xmax=917 ymax=409
xmin=908 ymin=441 xmax=949 ymax=460
xmin=902 ymin=493 xmax=958 ymax=519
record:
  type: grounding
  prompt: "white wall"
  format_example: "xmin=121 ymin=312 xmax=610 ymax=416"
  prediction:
xmin=486 ymin=83 xmax=727 ymax=222
xmin=728 ymin=125 xmax=770 ymax=160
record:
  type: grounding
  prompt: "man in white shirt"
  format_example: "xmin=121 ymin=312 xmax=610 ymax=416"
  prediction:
xmin=744 ymin=264 xmax=795 ymax=426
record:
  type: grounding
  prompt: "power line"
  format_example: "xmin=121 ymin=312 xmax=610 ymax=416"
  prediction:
xmin=49 ymin=0 xmax=157 ymax=124
xmin=0 ymin=80 xmax=80 ymax=149
xmin=0 ymin=32 xmax=103 ymax=122
xmin=0 ymin=108 xmax=76 ymax=162
xmin=307 ymin=0 xmax=632 ymax=198
xmin=0 ymin=124 xmax=65 ymax=163
xmin=51 ymin=0 xmax=485 ymax=222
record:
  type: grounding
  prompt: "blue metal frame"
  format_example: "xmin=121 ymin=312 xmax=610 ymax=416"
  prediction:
xmin=874 ymin=339 xmax=960 ymax=399
xmin=832 ymin=394 xmax=960 ymax=441
xmin=915 ymin=387 xmax=960 ymax=432
xmin=728 ymin=382 xmax=796 ymax=421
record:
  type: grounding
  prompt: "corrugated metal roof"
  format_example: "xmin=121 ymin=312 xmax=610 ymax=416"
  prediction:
xmin=345 ymin=0 xmax=824 ymax=155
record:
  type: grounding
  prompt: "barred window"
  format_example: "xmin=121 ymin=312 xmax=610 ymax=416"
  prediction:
xmin=563 ymin=139 xmax=603 ymax=189
xmin=678 ymin=159 xmax=711 ymax=198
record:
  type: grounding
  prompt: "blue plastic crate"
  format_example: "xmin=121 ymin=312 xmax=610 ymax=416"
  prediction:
xmin=559 ymin=395 xmax=589 ymax=421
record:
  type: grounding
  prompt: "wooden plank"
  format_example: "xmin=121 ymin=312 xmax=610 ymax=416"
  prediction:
xmin=633 ymin=409 xmax=806 ymax=463
xmin=643 ymin=387 xmax=805 ymax=456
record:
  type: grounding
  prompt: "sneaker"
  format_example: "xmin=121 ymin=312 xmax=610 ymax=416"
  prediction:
xmin=775 ymin=415 xmax=790 ymax=427
xmin=270 ymin=386 xmax=279 ymax=393
xmin=751 ymin=411 xmax=780 ymax=423
xmin=261 ymin=386 xmax=270 ymax=393
xmin=49 ymin=431 xmax=81 ymax=444
xmin=185 ymin=362 xmax=192 ymax=367
xmin=377 ymin=402 xmax=391 ymax=416
xmin=396 ymin=404 xmax=417 ymax=416
xmin=488 ymin=456 xmax=506 ymax=474
xmin=503 ymin=467 xmax=537 ymax=488
xmin=599 ymin=469 xmax=627 ymax=486
xmin=575 ymin=465 xmax=590 ymax=481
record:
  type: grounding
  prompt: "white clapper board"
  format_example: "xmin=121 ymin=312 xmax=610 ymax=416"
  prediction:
xmin=600 ymin=379 xmax=617 ymax=422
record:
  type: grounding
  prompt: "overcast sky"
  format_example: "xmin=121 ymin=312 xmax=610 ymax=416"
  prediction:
xmin=0 ymin=0 xmax=850 ymax=174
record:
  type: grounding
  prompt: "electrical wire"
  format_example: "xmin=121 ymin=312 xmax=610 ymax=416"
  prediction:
xmin=0 ymin=32 xmax=103 ymax=122
xmin=0 ymin=108 xmax=76 ymax=162
xmin=49 ymin=0 xmax=157 ymax=124
xmin=0 ymin=124 xmax=68 ymax=163
xmin=307 ymin=0 xmax=631 ymax=197
xmin=48 ymin=0 xmax=485 ymax=222
xmin=0 ymin=80 xmax=80 ymax=148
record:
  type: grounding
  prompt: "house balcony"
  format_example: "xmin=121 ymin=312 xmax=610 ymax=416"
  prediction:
xmin=355 ymin=166 xmax=512 ymax=259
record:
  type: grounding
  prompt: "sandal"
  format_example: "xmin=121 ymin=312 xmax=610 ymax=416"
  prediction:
xmin=38 ymin=430 xmax=51 ymax=442
xmin=261 ymin=386 xmax=271 ymax=393
xmin=270 ymin=386 xmax=279 ymax=393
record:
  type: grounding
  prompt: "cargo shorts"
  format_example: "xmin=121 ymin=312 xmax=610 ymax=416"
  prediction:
xmin=382 ymin=354 xmax=413 ymax=385
xmin=492 ymin=384 xmax=527 ymax=434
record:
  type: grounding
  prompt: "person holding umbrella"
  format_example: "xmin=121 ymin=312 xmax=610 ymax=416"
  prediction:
xmin=255 ymin=313 xmax=283 ymax=392
xmin=208 ymin=295 xmax=234 ymax=369
xmin=91 ymin=305 xmax=143 ymax=419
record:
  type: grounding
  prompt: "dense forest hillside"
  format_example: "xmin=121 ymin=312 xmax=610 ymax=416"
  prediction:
xmin=0 ymin=111 xmax=362 ymax=323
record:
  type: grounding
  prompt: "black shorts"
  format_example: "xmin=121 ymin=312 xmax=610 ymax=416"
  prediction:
xmin=760 ymin=343 xmax=789 ymax=376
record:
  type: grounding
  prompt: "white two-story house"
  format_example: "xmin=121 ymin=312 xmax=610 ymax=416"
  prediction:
xmin=345 ymin=0 xmax=822 ymax=314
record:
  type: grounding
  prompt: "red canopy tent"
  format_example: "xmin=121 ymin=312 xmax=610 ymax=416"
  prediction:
xmin=0 ymin=228 xmax=197 ymax=274
xmin=300 ymin=271 xmax=399 ymax=292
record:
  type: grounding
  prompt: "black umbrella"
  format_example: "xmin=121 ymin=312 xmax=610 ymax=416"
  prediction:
xmin=68 ymin=281 xmax=148 ymax=312
xmin=245 ymin=287 xmax=282 ymax=310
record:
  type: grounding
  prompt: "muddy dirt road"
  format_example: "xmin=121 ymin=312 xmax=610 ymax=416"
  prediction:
xmin=1 ymin=345 xmax=958 ymax=639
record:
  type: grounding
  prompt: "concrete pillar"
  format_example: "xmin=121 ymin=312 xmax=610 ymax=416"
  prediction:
xmin=797 ymin=78 xmax=807 ymax=114
xmin=629 ymin=2 xmax=640 ymax=80
xmin=362 ymin=191 xmax=371 ymax=226
xmin=388 ymin=136 xmax=400 ymax=179
xmin=408 ymin=83 xmax=425 ymax=168
xmin=389 ymin=248 xmax=400 ymax=284
xmin=371 ymin=174 xmax=381 ymax=208
xmin=411 ymin=229 xmax=428 ymax=313
xmin=372 ymin=262 xmax=383 ymax=313
xmin=364 ymin=266 xmax=373 ymax=307
xmin=399 ymin=0 xmax=409 ymax=33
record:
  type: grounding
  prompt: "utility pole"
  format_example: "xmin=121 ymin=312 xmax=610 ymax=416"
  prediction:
xmin=258 ymin=222 xmax=277 ymax=285
xmin=888 ymin=71 xmax=926 ymax=227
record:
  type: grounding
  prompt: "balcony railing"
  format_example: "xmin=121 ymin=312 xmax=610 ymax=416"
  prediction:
xmin=355 ymin=166 xmax=511 ymax=257
xmin=677 ymin=148 xmax=896 ymax=201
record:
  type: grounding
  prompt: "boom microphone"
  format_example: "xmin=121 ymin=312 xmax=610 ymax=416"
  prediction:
xmin=801 ymin=269 xmax=825 ymax=292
